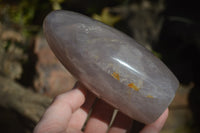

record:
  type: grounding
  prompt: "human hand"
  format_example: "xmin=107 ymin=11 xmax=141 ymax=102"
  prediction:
xmin=34 ymin=83 xmax=168 ymax=133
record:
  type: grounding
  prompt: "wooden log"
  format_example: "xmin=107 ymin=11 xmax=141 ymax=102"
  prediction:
xmin=0 ymin=75 xmax=52 ymax=123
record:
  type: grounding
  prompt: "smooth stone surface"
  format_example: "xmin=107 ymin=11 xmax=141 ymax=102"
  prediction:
xmin=43 ymin=10 xmax=179 ymax=124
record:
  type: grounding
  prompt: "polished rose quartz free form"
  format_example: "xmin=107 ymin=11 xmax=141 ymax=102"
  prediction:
xmin=43 ymin=10 xmax=179 ymax=124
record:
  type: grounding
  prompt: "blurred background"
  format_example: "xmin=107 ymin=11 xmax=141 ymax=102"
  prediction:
xmin=0 ymin=0 xmax=199 ymax=132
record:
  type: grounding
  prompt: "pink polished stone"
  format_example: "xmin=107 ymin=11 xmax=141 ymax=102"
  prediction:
xmin=43 ymin=10 xmax=179 ymax=124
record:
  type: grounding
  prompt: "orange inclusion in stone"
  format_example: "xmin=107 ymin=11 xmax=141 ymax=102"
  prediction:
xmin=128 ymin=83 xmax=140 ymax=91
xmin=111 ymin=72 xmax=120 ymax=80
xmin=146 ymin=95 xmax=154 ymax=98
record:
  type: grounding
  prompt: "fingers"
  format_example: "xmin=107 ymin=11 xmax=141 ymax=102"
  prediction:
xmin=34 ymin=85 xmax=86 ymax=133
xmin=67 ymin=89 xmax=97 ymax=130
xmin=84 ymin=100 xmax=115 ymax=133
xmin=108 ymin=112 xmax=133 ymax=133
xmin=140 ymin=108 xmax=169 ymax=133
xmin=34 ymin=82 xmax=168 ymax=133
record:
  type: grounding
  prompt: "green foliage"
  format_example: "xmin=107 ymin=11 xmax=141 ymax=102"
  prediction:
xmin=92 ymin=8 xmax=121 ymax=26
xmin=0 ymin=0 xmax=40 ymax=26
xmin=10 ymin=0 xmax=36 ymax=25
xmin=152 ymin=50 xmax=162 ymax=59
xmin=50 ymin=0 xmax=64 ymax=10
xmin=0 ymin=0 xmax=51 ymax=39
